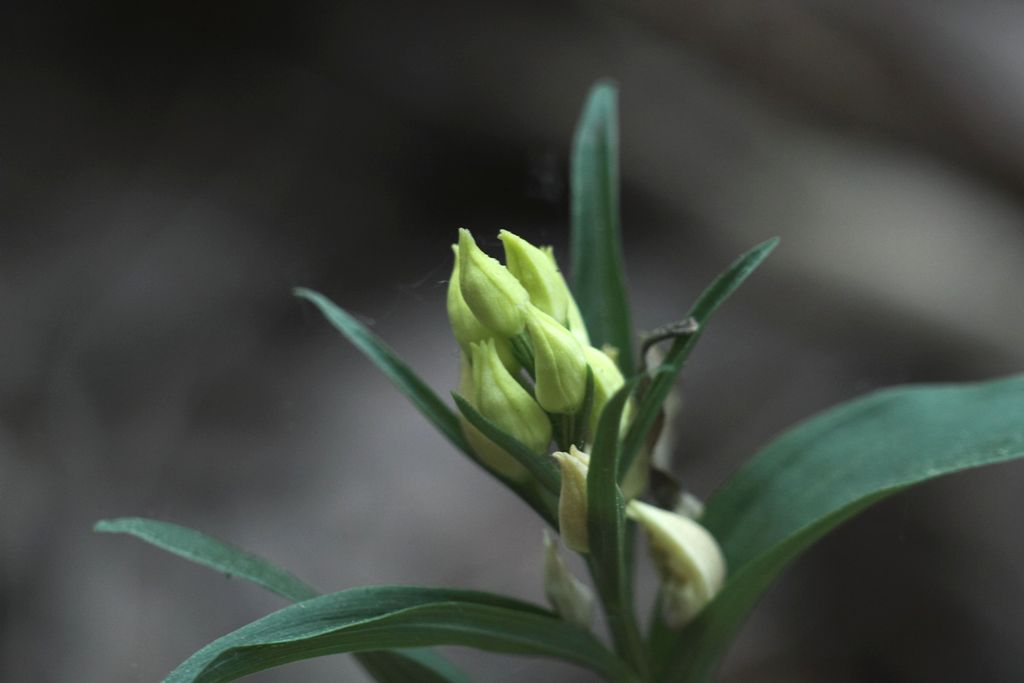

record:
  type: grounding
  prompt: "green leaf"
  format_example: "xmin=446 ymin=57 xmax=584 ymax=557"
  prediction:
xmin=163 ymin=586 xmax=640 ymax=683
xmin=356 ymin=649 xmax=474 ymax=683
xmin=95 ymin=518 xmax=473 ymax=683
xmin=570 ymin=81 xmax=634 ymax=372
xmin=294 ymin=288 xmax=469 ymax=455
xmin=94 ymin=517 xmax=318 ymax=602
xmin=586 ymin=373 xmax=653 ymax=679
xmin=658 ymin=373 xmax=1024 ymax=682
xmin=622 ymin=238 xmax=778 ymax=475
xmin=453 ymin=392 xmax=561 ymax=496
xmin=295 ymin=288 xmax=554 ymax=523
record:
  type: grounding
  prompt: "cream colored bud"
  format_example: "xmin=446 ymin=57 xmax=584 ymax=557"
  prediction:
xmin=499 ymin=230 xmax=568 ymax=322
xmin=620 ymin=447 xmax=648 ymax=502
xmin=552 ymin=445 xmax=590 ymax=553
xmin=458 ymin=228 xmax=529 ymax=337
xmin=542 ymin=530 xmax=595 ymax=628
xmin=447 ymin=245 xmax=518 ymax=371
xmin=527 ymin=306 xmax=588 ymax=414
xmin=470 ymin=339 xmax=552 ymax=457
xmin=626 ymin=500 xmax=726 ymax=628
xmin=457 ymin=352 xmax=529 ymax=481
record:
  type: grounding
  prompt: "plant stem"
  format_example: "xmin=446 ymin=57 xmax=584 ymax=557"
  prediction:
xmin=587 ymin=555 xmax=651 ymax=681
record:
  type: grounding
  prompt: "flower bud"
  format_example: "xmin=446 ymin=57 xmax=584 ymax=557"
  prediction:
xmin=458 ymin=228 xmax=529 ymax=337
xmin=470 ymin=339 xmax=552 ymax=457
xmin=543 ymin=246 xmax=590 ymax=346
xmin=626 ymin=500 xmax=726 ymax=628
xmin=552 ymin=445 xmax=590 ymax=553
xmin=499 ymin=230 xmax=568 ymax=323
xmin=447 ymin=245 xmax=518 ymax=371
xmin=583 ymin=345 xmax=629 ymax=433
xmin=542 ymin=529 xmax=595 ymax=628
xmin=457 ymin=352 xmax=529 ymax=481
xmin=527 ymin=306 xmax=588 ymax=414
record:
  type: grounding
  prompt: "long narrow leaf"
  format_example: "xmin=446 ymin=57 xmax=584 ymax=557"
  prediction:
xmin=453 ymin=393 xmax=561 ymax=496
xmin=164 ymin=586 xmax=640 ymax=683
xmin=357 ymin=648 xmax=474 ymax=683
xmin=294 ymin=288 xmax=469 ymax=453
xmin=659 ymin=373 xmax=1024 ymax=682
xmin=622 ymin=238 xmax=778 ymax=474
xmin=95 ymin=518 xmax=472 ymax=683
xmin=295 ymin=287 xmax=553 ymax=523
xmin=570 ymin=81 xmax=634 ymax=372
xmin=94 ymin=517 xmax=318 ymax=602
xmin=586 ymin=374 xmax=652 ymax=678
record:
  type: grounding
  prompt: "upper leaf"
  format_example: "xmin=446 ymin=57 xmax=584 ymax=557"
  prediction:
xmin=294 ymin=287 xmax=469 ymax=452
xmin=622 ymin=237 xmax=778 ymax=475
xmin=296 ymin=287 xmax=554 ymax=522
xmin=586 ymin=373 xmax=656 ymax=678
xmin=658 ymin=373 xmax=1024 ymax=682
xmin=570 ymin=81 xmax=634 ymax=372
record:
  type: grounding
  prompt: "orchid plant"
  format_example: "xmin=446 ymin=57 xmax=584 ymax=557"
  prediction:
xmin=96 ymin=82 xmax=1024 ymax=683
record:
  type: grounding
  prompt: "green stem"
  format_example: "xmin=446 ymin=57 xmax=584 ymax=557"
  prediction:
xmin=586 ymin=555 xmax=651 ymax=681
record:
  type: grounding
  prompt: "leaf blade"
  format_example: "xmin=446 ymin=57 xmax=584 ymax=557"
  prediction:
xmin=294 ymin=287 xmax=470 ymax=454
xmin=95 ymin=518 xmax=475 ymax=683
xmin=659 ymin=373 xmax=1024 ymax=682
xmin=453 ymin=392 xmax=561 ymax=496
xmin=586 ymin=374 xmax=651 ymax=678
xmin=94 ymin=517 xmax=318 ymax=602
xmin=622 ymin=237 xmax=778 ymax=474
xmin=356 ymin=649 xmax=474 ymax=683
xmin=162 ymin=586 xmax=640 ymax=683
xmin=570 ymin=81 xmax=634 ymax=371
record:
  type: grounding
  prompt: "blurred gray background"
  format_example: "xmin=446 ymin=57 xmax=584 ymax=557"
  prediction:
xmin=3 ymin=1 xmax=1024 ymax=681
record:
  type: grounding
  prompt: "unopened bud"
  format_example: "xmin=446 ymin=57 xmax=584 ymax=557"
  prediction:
xmin=457 ymin=352 xmax=529 ymax=481
xmin=458 ymin=228 xmax=529 ymax=337
xmin=626 ymin=500 xmax=726 ymax=628
xmin=447 ymin=245 xmax=518 ymax=371
xmin=499 ymin=230 xmax=568 ymax=323
xmin=543 ymin=245 xmax=590 ymax=346
xmin=582 ymin=345 xmax=630 ymax=434
xmin=470 ymin=339 xmax=552 ymax=457
xmin=542 ymin=530 xmax=595 ymax=628
xmin=552 ymin=445 xmax=590 ymax=553
xmin=582 ymin=344 xmax=645 ymax=497
xmin=527 ymin=306 xmax=587 ymax=414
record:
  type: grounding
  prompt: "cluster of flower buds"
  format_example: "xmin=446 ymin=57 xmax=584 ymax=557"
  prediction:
xmin=448 ymin=228 xmax=626 ymax=475
xmin=447 ymin=228 xmax=725 ymax=626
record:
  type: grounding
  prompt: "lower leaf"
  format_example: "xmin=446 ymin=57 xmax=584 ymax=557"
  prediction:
xmin=164 ymin=586 xmax=640 ymax=683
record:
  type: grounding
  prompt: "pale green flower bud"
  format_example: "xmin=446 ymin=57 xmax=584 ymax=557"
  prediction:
xmin=470 ymin=339 xmax=552 ymax=457
xmin=499 ymin=230 xmax=568 ymax=322
xmin=582 ymin=344 xmax=645 ymax=498
xmin=458 ymin=228 xmax=529 ymax=337
xmin=626 ymin=500 xmax=727 ymax=628
xmin=543 ymin=245 xmax=590 ymax=346
xmin=542 ymin=529 xmax=595 ymax=628
xmin=447 ymin=245 xmax=518 ymax=371
xmin=552 ymin=445 xmax=590 ymax=553
xmin=457 ymin=352 xmax=529 ymax=481
xmin=583 ymin=344 xmax=628 ymax=434
xmin=527 ymin=306 xmax=587 ymax=414
xmin=566 ymin=298 xmax=591 ymax=347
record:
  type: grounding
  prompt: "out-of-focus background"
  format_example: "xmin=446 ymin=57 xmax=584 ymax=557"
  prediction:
xmin=3 ymin=2 xmax=1024 ymax=681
